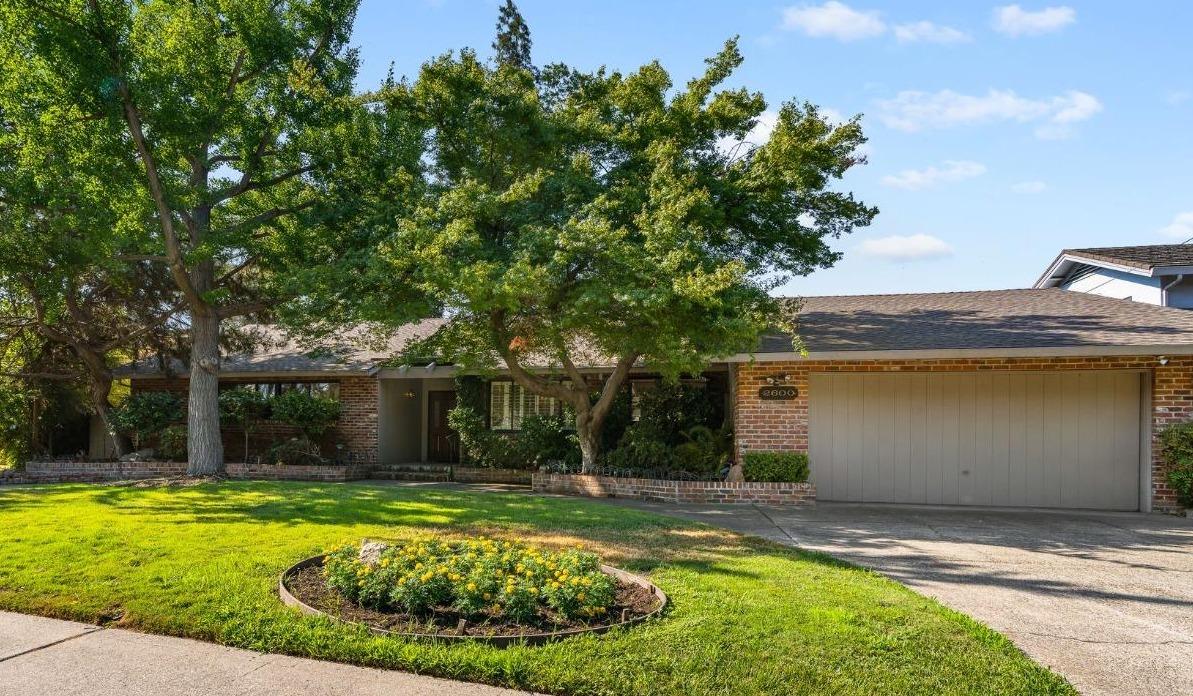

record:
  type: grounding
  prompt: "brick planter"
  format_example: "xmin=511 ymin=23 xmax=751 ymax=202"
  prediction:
xmin=3 ymin=460 xmax=371 ymax=485
xmin=532 ymin=472 xmax=815 ymax=505
xmin=451 ymin=466 xmax=533 ymax=485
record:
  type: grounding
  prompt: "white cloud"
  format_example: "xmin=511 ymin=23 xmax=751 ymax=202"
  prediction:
xmin=1166 ymin=89 xmax=1191 ymax=105
xmin=1159 ymin=212 xmax=1193 ymax=240
xmin=781 ymin=2 xmax=886 ymax=41
xmin=717 ymin=111 xmax=779 ymax=156
xmin=1011 ymin=180 xmax=1047 ymax=194
xmin=881 ymin=160 xmax=986 ymax=190
xmin=992 ymin=5 xmax=1075 ymax=36
xmin=875 ymin=88 xmax=1101 ymax=139
xmin=894 ymin=21 xmax=971 ymax=44
xmin=858 ymin=234 xmax=954 ymax=261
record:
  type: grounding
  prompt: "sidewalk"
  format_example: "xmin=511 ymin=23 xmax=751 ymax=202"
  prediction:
xmin=0 ymin=611 xmax=533 ymax=696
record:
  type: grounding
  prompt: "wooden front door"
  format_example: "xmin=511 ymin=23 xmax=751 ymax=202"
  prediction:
xmin=427 ymin=391 xmax=459 ymax=463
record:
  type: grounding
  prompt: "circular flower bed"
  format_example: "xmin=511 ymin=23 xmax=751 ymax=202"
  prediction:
xmin=280 ymin=536 xmax=666 ymax=645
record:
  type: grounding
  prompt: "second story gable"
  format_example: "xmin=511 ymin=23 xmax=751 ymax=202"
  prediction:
xmin=1034 ymin=244 xmax=1193 ymax=309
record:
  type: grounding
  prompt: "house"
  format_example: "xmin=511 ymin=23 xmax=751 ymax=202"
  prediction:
xmin=120 ymin=288 xmax=1193 ymax=512
xmin=1034 ymin=244 xmax=1193 ymax=307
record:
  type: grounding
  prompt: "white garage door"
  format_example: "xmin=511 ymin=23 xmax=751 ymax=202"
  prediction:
xmin=808 ymin=371 xmax=1142 ymax=510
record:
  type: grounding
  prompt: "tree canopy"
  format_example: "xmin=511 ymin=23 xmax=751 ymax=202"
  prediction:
xmin=1 ymin=0 xmax=425 ymax=472
xmin=378 ymin=36 xmax=876 ymax=469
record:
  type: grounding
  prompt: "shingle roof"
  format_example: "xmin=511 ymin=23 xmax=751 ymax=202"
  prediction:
xmin=1063 ymin=244 xmax=1193 ymax=271
xmin=756 ymin=288 xmax=1193 ymax=354
xmin=120 ymin=319 xmax=447 ymax=376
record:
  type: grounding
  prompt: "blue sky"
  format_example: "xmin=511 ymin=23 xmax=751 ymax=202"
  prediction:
xmin=350 ymin=1 xmax=1193 ymax=297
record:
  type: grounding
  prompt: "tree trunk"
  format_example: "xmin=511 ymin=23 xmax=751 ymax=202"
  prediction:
xmin=187 ymin=309 xmax=224 ymax=475
xmin=86 ymin=373 xmax=128 ymax=458
xmin=575 ymin=410 xmax=600 ymax=473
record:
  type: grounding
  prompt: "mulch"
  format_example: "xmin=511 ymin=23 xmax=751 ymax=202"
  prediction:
xmin=285 ymin=564 xmax=661 ymax=638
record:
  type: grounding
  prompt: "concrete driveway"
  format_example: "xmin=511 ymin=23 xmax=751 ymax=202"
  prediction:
xmin=606 ymin=499 xmax=1193 ymax=696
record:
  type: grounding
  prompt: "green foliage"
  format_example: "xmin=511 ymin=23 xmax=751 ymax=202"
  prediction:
xmin=674 ymin=424 xmax=734 ymax=474
xmin=323 ymin=536 xmax=616 ymax=623
xmin=605 ymin=383 xmax=723 ymax=473
xmin=159 ymin=424 xmax=187 ymax=461
xmin=515 ymin=413 xmax=579 ymax=467
xmin=267 ymin=437 xmax=326 ymax=466
xmin=449 ymin=406 xmax=518 ymax=468
xmin=110 ymin=392 xmax=182 ymax=449
xmin=269 ymin=390 xmax=341 ymax=439
xmin=219 ymin=388 xmax=270 ymax=427
xmin=492 ymin=0 xmax=533 ymax=71
xmin=742 ymin=451 xmax=810 ymax=483
xmin=1159 ymin=423 xmax=1193 ymax=507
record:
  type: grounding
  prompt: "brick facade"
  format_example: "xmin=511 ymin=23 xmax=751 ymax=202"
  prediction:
xmin=532 ymin=472 xmax=816 ymax=505
xmin=733 ymin=355 xmax=1193 ymax=512
xmin=130 ymin=375 xmax=378 ymax=462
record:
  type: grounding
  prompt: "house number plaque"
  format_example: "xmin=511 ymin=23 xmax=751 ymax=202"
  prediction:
xmin=758 ymin=386 xmax=798 ymax=400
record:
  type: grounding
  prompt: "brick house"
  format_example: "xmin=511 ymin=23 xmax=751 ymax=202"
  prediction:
xmin=120 ymin=288 xmax=1193 ymax=512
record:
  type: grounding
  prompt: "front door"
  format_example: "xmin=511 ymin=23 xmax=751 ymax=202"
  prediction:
xmin=427 ymin=391 xmax=459 ymax=463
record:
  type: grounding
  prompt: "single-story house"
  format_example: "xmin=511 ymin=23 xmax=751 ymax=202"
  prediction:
xmin=1035 ymin=244 xmax=1193 ymax=308
xmin=118 ymin=288 xmax=1193 ymax=513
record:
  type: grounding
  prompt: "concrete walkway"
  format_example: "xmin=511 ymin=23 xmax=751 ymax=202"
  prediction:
xmin=0 ymin=611 xmax=531 ymax=696
xmin=593 ymin=497 xmax=1193 ymax=696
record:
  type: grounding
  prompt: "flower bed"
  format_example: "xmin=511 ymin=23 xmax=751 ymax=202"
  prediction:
xmin=280 ymin=536 xmax=666 ymax=645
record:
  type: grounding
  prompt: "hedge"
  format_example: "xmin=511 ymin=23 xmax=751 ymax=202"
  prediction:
xmin=742 ymin=451 xmax=810 ymax=483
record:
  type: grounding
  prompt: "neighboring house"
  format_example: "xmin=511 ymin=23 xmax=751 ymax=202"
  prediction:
xmin=1035 ymin=244 xmax=1193 ymax=308
xmin=118 ymin=288 xmax=1193 ymax=512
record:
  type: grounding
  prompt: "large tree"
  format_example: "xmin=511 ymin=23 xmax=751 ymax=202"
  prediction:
xmin=2 ymin=0 xmax=399 ymax=473
xmin=383 ymin=36 xmax=876 ymax=471
xmin=0 ymin=28 xmax=181 ymax=457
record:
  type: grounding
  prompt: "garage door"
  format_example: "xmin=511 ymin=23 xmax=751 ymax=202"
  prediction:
xmin=807 ymin=371 xmax=1142 ymax=510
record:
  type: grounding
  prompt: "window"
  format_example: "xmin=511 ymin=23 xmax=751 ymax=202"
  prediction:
xmin=489 ymin=381 xmax=559 ymax=430
xmin=221 ymin=381 xmax=340 ymax=400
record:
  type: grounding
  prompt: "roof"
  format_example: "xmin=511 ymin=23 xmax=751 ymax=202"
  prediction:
xmin=1035 ymin=244 xmax=1193 ymax=287
xmin=120 ymin=319 xmax=447 ymax=377
xmin=752 ymin=288 xmax=1193 ymax=356
xmin=1063 ymin=245 xmax=1193 ymax=271
xmin=125 ymin=289 xmax=1193 ymax=378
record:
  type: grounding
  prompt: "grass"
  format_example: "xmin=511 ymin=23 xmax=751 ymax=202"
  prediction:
xmin=0 ymin=481 xmax=1073 ymax=695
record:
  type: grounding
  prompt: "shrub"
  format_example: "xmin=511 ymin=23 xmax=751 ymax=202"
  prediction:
xmin=267 ymin=437 xmax=325 ymax=466
xmin=449 ymin=405 xmax=521 ymax=468
xmin=603 ymin=429 xmax=676 ymax=471
xmin=322 ymin=536 xmax=617 ymax=623
xmin=158 ymin=424 xmax=187 ymax=461
xmin=674 ymin=424 xmax=733 ymax=474
xmin=514 ymin=413 xmax=579 ymax=468
xmin=269 ymin=389 xmax=341 ymax=439
xmin=742 ymin=451 xmax=810 ymax=483
xmin=110 ymin=392 xmax=182 ymax=450
xmin=1159 ymin=422 xmax=1193 ymax=507
xmin=219 ymin=387 xmax=270 ymax=460
xmin=605 ymin=382 xmax=722 ymax=471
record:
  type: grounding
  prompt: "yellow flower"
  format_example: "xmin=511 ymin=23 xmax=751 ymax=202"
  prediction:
xmin=466 ymin=582 xmax=477 ymax=592
xmin=483 ymin=592 xmax=491 ymax=600
xmin=415 ymin=562 xmax=424 ymax=570
xmin=577 ymin=592 xmax=586 ymax=601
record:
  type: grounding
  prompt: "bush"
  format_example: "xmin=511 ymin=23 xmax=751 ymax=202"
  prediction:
xmin=110 ymin=392 xmax=182 ymax=450
xmin=267 ymin=437 xmax=326 ymax=466
xmin=514 ymin=413 xmax=579 ymax=468
xmin=674 ymin=424 xmax=733 ymax=474
xmin=603 ymin=429 xmax=676 ymax=471
xmin=742 ymin=451 xmax=810 ymax=483
xmin=1159 ymin=422 xmax=1193 ymax=507
xmin=158 ymin=424 xmax=187 ymax=461
xmin=269 ymin=389 xmax=341 ymax=439
xmin=449 ymin=405 xmax=521 ymax=468
xmin=322 ymin=536 xmax=617 ymax=623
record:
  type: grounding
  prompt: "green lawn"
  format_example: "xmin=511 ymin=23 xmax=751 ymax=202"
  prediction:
xmin=0 ymin=481 xmax=1072 ymax=695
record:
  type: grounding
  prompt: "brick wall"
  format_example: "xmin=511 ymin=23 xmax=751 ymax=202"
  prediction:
xmin=733 ymin=355 xmax=1193 ymax=512
xmin=5 ymin=460 xmax=370 ymax=484
xmin=130 ymin=375 xmax=378 ymax=461
xmin=532 ymin=472 xmax=816 ymax=505
xmin=452 ymin=466 xmax=533 ymax=485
